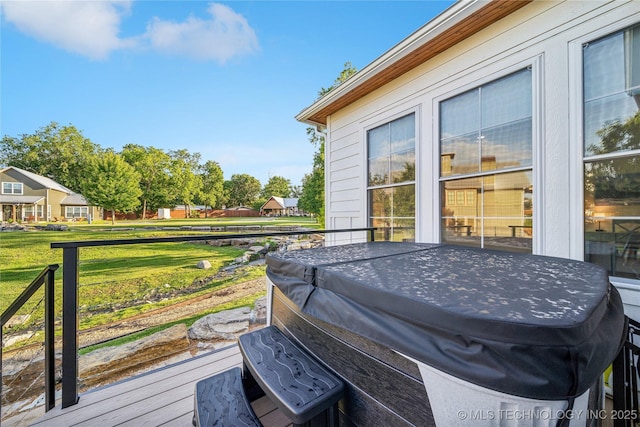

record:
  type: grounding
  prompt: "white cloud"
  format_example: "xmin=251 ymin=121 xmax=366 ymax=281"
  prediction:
xmin=1 ymin=0 xmax=135 ymax=60
xmin=1 ymin=1 xmax=258 ymax=63
xmin=144 ymin=3 xmax=259 ymax=62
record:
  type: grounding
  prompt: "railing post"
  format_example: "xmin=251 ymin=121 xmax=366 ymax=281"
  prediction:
xmin=45 ymin=265 xmax=57 ymax=411
xmin=62 ymin=246 xmax=79 ymax=408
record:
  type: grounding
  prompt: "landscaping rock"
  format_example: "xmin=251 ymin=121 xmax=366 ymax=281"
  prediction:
xmin=44 ymin=224 xmax=68 ymax=231
xmin=252 ymin=297 xmax=267 ymax=324
xmin=188 ymin=307 xmax=252 ymax=340
xmin=196 ymin=260 xmax=212 ymax=269
xmin=3 ymin=331 xmax=33 ymax=348
xmin=249 ymin=245 xmax=268 ymax=254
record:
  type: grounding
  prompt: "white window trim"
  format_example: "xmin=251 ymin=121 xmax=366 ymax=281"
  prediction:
xmin=2 ymin=181 xmax=23 ymax=195
xmin=361 ymin=105 xmax=420 ymax=241
xmin=65 ymin=206 xmax=89 ymax=218
xmin=432 ymin=57 xmax=543 ymax=253
xmin=569 ymin=16 xmax=640 ymax=265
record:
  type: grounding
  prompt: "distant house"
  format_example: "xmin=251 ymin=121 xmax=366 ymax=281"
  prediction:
xmin=260 ymin=197 xmax=300 ymax=216
xmin=0 ymin=166 xmax=100 ymax=222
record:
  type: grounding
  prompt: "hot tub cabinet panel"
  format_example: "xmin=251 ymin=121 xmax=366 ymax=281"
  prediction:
xmin=266 ymin=242 xmax=626 ymax=427
xmin=272 ymin=287 xmax=434 ymax=426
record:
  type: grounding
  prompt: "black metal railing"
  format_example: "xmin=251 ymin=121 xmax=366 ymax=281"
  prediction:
xmin=1 ymin=264 xmax=59 ymax=414
xmin=612 ymin=316 xmax=640 ymax=427
xmin=49 ymin=227 xmax=375 ymax=408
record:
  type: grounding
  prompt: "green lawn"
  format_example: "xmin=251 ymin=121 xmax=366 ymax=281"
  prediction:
xmin=1 ymin=217 xmax=319 ymax=332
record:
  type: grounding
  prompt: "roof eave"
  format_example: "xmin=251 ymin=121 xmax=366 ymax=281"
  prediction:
xmin=295 ymin=0 xmax=532 ymax=126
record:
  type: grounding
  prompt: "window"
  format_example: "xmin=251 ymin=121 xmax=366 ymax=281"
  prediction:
xmin=66 ymin=206 xmax=89 ymax=218
xmin=584 ymin=24 xmax=640 ymax=280
xmin=439 ymin=68 xmax=533 ymax=252
xmin=2 ymin=182 xmax=23 ymax=194
xmin=367 ymin=113 xmax=416 ymax=242
xmin=23 ymin=205 xmax=44 ymax=220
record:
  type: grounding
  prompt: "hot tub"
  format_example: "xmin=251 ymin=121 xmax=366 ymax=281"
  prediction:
xmin=265 ymin=242 xmax=626 ymax=426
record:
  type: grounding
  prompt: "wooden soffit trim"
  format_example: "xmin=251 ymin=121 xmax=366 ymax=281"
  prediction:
xmin=300 ymin=0 xmax=532 ymax=126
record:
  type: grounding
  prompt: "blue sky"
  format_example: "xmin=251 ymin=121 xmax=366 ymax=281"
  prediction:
xmin=1 ymin=1 xmax=453 ymax=186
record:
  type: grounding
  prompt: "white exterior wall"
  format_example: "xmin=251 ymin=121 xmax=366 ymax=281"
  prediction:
xmin=324 ymin=0 xmax=640 ymax=260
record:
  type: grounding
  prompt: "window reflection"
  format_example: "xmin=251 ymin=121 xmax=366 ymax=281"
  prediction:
xmin=368 ymin=114 xmax=415 ymax=186
xmin=439 ymin=68 xmax=532 ymax=177
xmin=367 ymin=113 xmax=416 ymax=242
xmin=439 ymin=68 xmax=533 ymax=253
xmin=583 ymin=24 xmax=640 ymax=279
xmin=441 ymin=171 xmax=533 ymax=252
xmin=369 ymin=184 xmax=415 ymax=242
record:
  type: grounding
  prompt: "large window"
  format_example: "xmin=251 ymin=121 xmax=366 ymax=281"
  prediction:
xmin=584 ymin=24 xmax=640 ymax=280
xmin=66 ymin=206 xmax=89 ymax=219
xmin=367 ymin=113 xmax=415 ymax=242
xmin=2 ymin=182 xmax=23 ymax=194
xmin=439 ymin=68 xmax=533 ymax=253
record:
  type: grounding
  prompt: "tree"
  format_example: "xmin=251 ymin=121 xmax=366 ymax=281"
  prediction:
xmin=298 ymin=145 xmax=325 ymax=222
xmin=169 ymin=149 xmax=202 ymax=218
xmin=318 ymin=61 xmax=358 ymax=98
xmin=80 ymin=152 xmax=142 ymax=224
xmin=224 ymin=173 xmax=262 ymax=207
xmin=0 ymin=122 xmax=100 ymax=192
xmin=198 ymin=160 xmax=225 ymax=216
xmin=121 ymin=144 xmax=173 ymax=220
xmin=261 ymin=175 xmax=291 ymax=199
xmin=300 ymin=62 xmax=357 ymax=225
xmin=586 ymin=111 xmax=640 ymax=201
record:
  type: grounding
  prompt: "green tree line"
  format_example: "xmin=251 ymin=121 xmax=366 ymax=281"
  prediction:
xmin=0 ymin=122 xmax=304 ymax=222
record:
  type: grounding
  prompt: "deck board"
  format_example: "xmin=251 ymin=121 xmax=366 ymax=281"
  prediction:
xmin=31 ymin=344 xmax=289 ymax=427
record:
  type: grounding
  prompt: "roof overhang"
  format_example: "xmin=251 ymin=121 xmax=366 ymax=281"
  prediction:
xmin=0 ymin=195 xmax=45 ymax=204
xmin=295 ymin=0 xmax=532 ymax=127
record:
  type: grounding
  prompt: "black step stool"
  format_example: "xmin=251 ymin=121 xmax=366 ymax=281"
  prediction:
xmin=239 ymin=325 xmax=344 ymax=426
xmin=194 ymin=325 xmax=344 ymax=427
xmin=193 ymin=367 xmax=260 ymax=427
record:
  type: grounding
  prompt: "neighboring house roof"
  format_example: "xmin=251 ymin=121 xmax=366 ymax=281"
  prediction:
xmin=0 ymin=166 xmax=73 ymax=194
xmin=61 ymin=193 xmax=90 ymax=206
xmin=296 ymin=0 xmax=531 ymax=126
xmin=261 ymin=197 xmax=299 ymax=210
xmin=0 ymin=195 xmax=45 ymax=204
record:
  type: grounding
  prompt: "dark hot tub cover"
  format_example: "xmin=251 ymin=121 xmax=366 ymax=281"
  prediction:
xmin=266 ymin=243 xmax=626 ymax=400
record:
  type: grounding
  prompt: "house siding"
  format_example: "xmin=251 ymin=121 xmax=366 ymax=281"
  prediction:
xmin=323 ymin=0 xmax=640 ymax=257
xmin=0 ymin=167 xmax=99 ymax=221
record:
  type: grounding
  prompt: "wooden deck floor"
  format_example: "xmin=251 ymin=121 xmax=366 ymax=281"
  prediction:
xmin=12 ymin=342 xmax=616 ymax=427
xmin=29 ymin=344 xmax=290 ymax=427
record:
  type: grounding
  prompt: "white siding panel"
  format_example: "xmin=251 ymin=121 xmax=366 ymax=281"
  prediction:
xmin=326 ymin=216 xmax=368 ymax=247
xmin=329 ymin=127 xmax=358 ymax=147
xmin=330 ymin=179 xmax=359 ymax=194
xmin=331 ymin=200 xmax=362 ymax=212
xmin=330 ymin=188 xmax=360 ymax=202
xmin=330 ymin=154 xmax=360 ymax=173
xmin=332 ymin=141 xmax=360 ymax=160
xmin=330 ymin=165 xmax=360 ymax=182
